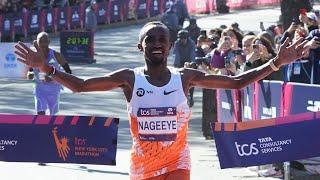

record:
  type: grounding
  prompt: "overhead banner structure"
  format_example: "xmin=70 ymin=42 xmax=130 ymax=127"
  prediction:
xmin=212 ymin=112 xmax=320 ymax=169
xmin=0 ymin=114 xmax=119 ymax=165
xmin=0 ymin=43 xmax=28 ymax=78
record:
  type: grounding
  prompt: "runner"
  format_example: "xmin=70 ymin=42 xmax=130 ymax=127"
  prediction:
xmin=14 ymin=21 xmax=307 ymax=180
xmin=27 ymin=32 xmax=72 ymax=115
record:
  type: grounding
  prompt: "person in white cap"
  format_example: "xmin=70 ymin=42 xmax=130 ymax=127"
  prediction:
xmin=300 ymin=11 xmax=319 ymax=32
xmin=85 ymin=0 xmax=98 ymax=32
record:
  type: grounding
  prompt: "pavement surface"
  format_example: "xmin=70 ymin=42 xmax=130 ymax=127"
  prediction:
xmin=0 ymin=6 xmax=290 ymax=180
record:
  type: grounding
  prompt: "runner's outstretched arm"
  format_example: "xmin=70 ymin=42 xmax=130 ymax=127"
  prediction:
xmin=14 ymin=41 xmax=131 ymax=93
xmin=185 ymin=38 xmax=309 ymax=90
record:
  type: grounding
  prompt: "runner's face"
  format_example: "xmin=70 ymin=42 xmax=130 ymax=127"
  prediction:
xmin=139 ymin=26 xmax=171 ymax=66
xmin=37 ymin=36 xmax=50 ymax=52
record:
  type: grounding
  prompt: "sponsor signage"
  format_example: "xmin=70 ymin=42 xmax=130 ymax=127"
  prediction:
xmin=136 ymin=0 xmax=147 ymax=19
xmin=241 ymin=84 xmax=255 ymax=121
xmin=96 ymin=2 xmax=108 ymax=24
xmin=0 ymin=43 xmax=28 ymax=78
xmin=149 ymin=0 xmax=160 ymax=17
xmin=255 ymin=81 xmax=283 ymax=119
xmin=212 ymin=112 xmax=320 ymax=168
xmin=216 ymin=89 xmax=240 ymax=122
xmin=28 ymin=10 xmax=41 ymax=34
xmin=284 ymin=83 xmax=320 ymax=115
xmin=0 ymin=114 xmax=118 ymax=165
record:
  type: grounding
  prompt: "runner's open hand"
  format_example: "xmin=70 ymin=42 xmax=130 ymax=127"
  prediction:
xmin=276 ymin=37 xmax=308 ymax=67
xmin=14 ymin=41 xmax=47 ymax=72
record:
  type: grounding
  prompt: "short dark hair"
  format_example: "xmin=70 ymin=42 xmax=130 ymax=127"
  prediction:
xmin=139 ymin=21 xmax=169 ymax=44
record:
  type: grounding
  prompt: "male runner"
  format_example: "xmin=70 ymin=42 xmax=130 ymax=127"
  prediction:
xmin=15 ymin=22 xmax=307 ymax=180
xmin=27 ymin=32 xmax=72 ymax=115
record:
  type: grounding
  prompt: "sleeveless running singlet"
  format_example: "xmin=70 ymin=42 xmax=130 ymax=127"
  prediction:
xmin=33 ymin=48 xmax=62 ymax=95
xmin=127 ymin=67 xmax=191 ymax=180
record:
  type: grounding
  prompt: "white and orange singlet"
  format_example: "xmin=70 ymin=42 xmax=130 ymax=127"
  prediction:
xmin=127 ymin=67 xmax=191 ymax=180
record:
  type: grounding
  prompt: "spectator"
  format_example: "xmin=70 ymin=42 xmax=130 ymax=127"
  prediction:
xmin=161 ymin=5 xmax=180 ymax=43
xmin=185 ymin=18 xmax=201 ymax=43
xmin=50 ymin=0 xmax=69 ymax=8
xmin=173 ymin=30 xmax=196 ymax=68
xmin=209 ymin=36 xmax=237 ymax=75
xmin=173 ymin=30 xmax=196 ymax=107
xmin=221 ymin=27 xmax=244 ymax=49
xmin=300 ymin=11 xmax=319 ymax=32
xmin=173 ymin=0 xmax=189 ymax=27
xmin=85 ymin=0 xmax=98 ymax=32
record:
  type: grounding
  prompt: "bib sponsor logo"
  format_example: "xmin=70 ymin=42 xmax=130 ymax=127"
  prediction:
xmin=136 ymin=88 xmax=145 ymax=97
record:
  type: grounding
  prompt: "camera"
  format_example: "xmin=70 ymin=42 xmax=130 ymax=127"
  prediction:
xmin=233 ymin=49 xmax=243 ymax=55
xmin=224 ymin=56 xmax=231 ymax=67
xmin=195 ymin=56 xmax=210 ymax=65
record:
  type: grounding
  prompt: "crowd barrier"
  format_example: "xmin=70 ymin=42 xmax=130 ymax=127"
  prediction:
xmin=0 ymin=43 xmax=28 ymax=78
xmin=0 ymin=0 xmax=280 ymax=40
xmin=0 ymin=114 xmax=119 ymax=164
xmin=214 ymin=81 xmax=320 ymax=168
xmin=217 ymin=80 xmax=320 ymax=123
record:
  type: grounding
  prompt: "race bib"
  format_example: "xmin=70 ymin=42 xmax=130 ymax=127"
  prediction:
xmin=137 ymin=107 xmax=177 ymax=141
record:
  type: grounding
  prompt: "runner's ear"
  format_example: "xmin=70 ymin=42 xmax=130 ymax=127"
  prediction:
xmin=33 ymin=40 xmax=41 ymax=52
xmin=138 ymin=44 xmax=143 ymax=52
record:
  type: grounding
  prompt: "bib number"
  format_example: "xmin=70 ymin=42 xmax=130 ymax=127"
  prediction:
xmin=137 ymin=107 xmax=177 ymax=141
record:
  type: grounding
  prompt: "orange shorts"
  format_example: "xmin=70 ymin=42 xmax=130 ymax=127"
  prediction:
xmin=144 ymin=169 xmax=190 ymax=180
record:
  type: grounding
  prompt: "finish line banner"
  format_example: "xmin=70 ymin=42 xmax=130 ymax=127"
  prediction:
xmin=0 ymin=114 xmax=118 ymax=165
xmin=212 ymin=112 xmax=320 ymax=169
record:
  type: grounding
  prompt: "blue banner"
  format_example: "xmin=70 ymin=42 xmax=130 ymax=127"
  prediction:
xmin=284 ymin=83 xmax=320 ymax=115
xmin=96 ymin=2 xmax=108 ymax=24
xmin=28 ymin=10 xmax=41 ymax=34
xmin=43 ymin=9 xmax=55 ymax=32
xmin=256 ymin=81 xmax=283 ymax=119
xmin=149 ymin=0 xmax=160 ymax=17
xmin=12 ymin=13 xmax=24 ymax=35
xmin=0 ymin=114 xmax=118 ymax=165
xmin=69 ymin=5 xmax=82 ymax=29
xmin=2 ymin=14 xmax=12 ymax=36
xmin=57 ymin=7 xmax=68 ymax=31
xmin=216 ymin=89 xmax=240 ymax=122
xmin=212 ymin=112 xmax=320 ymax=169
xmin=109 ymin=0 xmax=121 ymax=22
xmin=136 ymin=0 xmax=147 ymax=19
xmin=241 ymin=84 xmax=254 ymax=121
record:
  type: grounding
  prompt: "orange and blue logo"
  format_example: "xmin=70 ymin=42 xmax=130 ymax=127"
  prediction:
xmin=52 ymin=127 xmax=70 ymax=161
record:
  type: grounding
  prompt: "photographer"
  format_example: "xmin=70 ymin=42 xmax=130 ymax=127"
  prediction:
xmin=209 ymin=36 xmax=238 ymax=75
